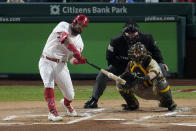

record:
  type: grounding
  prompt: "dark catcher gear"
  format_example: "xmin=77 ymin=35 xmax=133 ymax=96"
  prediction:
xmin=128 ymin=43 xmax=149 ymax=64
xmin=116 ymin=44 xmax=177 ymax=111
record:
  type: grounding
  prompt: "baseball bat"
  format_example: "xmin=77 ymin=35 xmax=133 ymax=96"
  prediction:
xmin=86 ymin=60 xmax=126 ymax=85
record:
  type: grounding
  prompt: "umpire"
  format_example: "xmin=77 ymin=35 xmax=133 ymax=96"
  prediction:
xmin=84 ymin=20 xmax=168 ymax=108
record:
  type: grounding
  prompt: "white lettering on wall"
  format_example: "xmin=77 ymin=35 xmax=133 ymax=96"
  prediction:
xmin=50 ymin=5 xmax=128 ymax=15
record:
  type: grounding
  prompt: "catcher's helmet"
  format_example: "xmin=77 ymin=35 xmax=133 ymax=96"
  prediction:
xmin=128 ymin=43 xmax=147 ymax=63
xmin=72 ymin=14 xmax=89 ymax=27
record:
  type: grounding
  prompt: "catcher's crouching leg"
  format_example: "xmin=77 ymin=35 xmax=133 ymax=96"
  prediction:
xmin=157 ymin=80 xmax=177 ymax=111
xmin=117 ymin=83 xmax=139 ymax=111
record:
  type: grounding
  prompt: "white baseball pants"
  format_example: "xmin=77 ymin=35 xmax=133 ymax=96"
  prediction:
xmin=39 ymin=58 xmax=74 ymax=100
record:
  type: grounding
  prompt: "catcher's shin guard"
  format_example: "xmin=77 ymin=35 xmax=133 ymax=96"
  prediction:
xmin=159 ymin=90 xmax=177 ymax=111
xmin=157 ymin=80 xmax=177 ymax=111
xmin=119 ymin=90 xmax=139 ymax=111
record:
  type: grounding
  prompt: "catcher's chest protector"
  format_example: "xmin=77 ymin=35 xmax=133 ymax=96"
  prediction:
xmin=129 ymin=58 xmax=153 ymax=88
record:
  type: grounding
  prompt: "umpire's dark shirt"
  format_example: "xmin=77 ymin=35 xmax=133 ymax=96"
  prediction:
xmin=106 ymin=32 xmax=164 ymax=74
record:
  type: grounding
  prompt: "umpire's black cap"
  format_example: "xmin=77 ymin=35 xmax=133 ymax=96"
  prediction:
xmin=123 ymin=20 xmax=139 ymax=34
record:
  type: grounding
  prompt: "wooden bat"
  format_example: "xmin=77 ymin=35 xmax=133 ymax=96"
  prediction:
xmin=86 ymin=60 xmax=126 ymax=85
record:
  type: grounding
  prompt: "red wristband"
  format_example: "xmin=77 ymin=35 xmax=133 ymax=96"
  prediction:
xmin=67 ymin=43 xmax=79 ymax=54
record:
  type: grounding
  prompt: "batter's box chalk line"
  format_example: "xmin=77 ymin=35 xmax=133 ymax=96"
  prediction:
xmin=83 ymin=108 xmax=105 ymax=113
xmin=176 ymin=107 xmax=192 ymax=112
xmin=95 ymin=118 xmax=126 ymax=121
xmin=77 ymin=108 xmax=106 ymax=116
xmin=2 ymin=107 xmax=195 ymax=126
xmin=2 ymin=114 xmax=48 ymax=121
xmin=1 ymin=108 xmax=106 ymax=126
xmin=170 ymin=123 xmax=196 ymax=127
xmin=122 ymin=107 xmax=193 ymax=125
xmin=59 ymin=108 xmax=106 ymax=124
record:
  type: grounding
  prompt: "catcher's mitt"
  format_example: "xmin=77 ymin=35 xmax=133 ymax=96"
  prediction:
xmin=118 ymin=72 xmax=138 ymax=90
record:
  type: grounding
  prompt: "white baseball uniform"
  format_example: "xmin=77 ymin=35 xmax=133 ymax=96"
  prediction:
xmin=39 ymin=21 xmax=84 ymax=100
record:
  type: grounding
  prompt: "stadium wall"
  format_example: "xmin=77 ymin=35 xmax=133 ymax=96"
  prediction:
xmin=0 ymin=3 xmax=194 ymax=79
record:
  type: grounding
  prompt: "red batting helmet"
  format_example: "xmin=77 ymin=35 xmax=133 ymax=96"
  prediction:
xmin=72 ymin=14 xmax=89 ymax=27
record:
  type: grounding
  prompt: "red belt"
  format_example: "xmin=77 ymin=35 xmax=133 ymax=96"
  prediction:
xmin=41 ymin=55 xmax=65 ymax=63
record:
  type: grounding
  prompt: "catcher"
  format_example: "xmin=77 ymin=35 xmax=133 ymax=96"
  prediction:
xmin=117 ymin=43 xmax=177 ymax=111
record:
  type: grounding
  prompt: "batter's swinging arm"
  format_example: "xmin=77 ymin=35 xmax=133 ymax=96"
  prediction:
xmin=86 ymin=60 xmax=126 ymax=85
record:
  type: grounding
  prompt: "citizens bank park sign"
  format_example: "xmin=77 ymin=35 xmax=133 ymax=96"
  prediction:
xmin=50 ymin=5 xmax=128 ymax=16
xmin=0 ymin=3 xmax=185 ymax=22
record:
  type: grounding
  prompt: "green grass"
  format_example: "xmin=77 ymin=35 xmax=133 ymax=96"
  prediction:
xmin=171 ymin=86 xmax=196 ymax=98
xmin=0 ymin=85 xmax=196 ymax=102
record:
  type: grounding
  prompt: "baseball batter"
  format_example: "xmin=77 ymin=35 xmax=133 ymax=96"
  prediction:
xmin=39 ymin=14 xmax=89 ymax=121
xmin=117 ymin=43 xmax=177 ymax=111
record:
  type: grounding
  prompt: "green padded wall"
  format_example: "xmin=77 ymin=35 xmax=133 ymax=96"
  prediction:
xmin=0 ymin=22 xmax=177 ymax=74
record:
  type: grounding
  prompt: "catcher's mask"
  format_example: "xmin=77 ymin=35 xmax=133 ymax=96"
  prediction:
xmin=128 ymin=43 xmax=148 ymax=63
xmin=123 ymin=21 xmax=139 ymax=44
xmin=72 ymin=14 xmax=89 ymax=27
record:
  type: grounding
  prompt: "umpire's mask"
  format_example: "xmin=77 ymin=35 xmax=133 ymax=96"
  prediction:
xmin=128 ymin=43 xmax=148 ymax=64
xmin=123 ymin=21 xmax=139 ymax=45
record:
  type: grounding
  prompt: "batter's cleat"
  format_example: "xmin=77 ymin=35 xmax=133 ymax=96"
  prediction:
xmin=84 ymin=97 xmax=98 ymax=108
xmin=60 ymin=99 xmax=77 ymax=117
xmin=48 ymin=113 xmax=63 ymax=121
xmin=121 ymin=104 xmax=139 ymax=111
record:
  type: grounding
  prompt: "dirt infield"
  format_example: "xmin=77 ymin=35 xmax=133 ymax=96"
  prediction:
xmin=0 ymin=99 xmax=196 ymax=131
xmin=0 ymin=79 xmax=196 ymax=131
